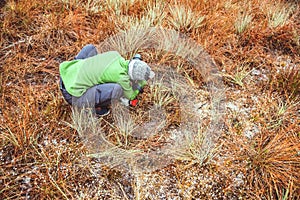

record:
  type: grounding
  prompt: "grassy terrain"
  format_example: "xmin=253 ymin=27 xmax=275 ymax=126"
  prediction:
xmin=1 ymin=0 xmax=299 ymax=199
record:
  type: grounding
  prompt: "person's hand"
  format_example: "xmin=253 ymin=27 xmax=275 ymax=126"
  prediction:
xmin=129 ymin=99 xmax=139 ymax=107
xmin=132 ymin=81 xmax=145 ymax=94
xmin=120 ymin=97 xmax=139 ymax=107
xmin=120 ymin=97 xmax=129 ymax=106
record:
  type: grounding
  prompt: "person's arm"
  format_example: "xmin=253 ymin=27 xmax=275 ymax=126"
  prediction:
xmin=118 ymin=74 xmax=140 ymax=100
xmin=138 ymin=80 xmax=147 ymax=92
xmin=132 ymin=80 xmax=147 ymax=93
xmin=118 ymin=56 xmax=147 ymax=99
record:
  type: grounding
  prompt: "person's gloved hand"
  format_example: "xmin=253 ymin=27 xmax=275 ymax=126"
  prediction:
xmin=120 ymin=97 xmax=139 ymax=107
xmin=132 ymin=80 xmax=146 ymax=94
xmin=120 ymin=97 xmax=129 ymax=106
xmin=129 ymin=99 xmax=139 ymax=107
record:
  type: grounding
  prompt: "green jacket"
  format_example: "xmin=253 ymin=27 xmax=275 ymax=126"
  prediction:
xmin=59 ymin=51 xmax=145 ymax=100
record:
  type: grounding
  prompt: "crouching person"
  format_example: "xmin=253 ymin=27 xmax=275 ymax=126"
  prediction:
xmin=59 ymin=44 xmax=155 ymax=117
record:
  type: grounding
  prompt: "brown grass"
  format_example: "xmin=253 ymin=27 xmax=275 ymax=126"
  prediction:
xmin=1 ymin=0 xmax=299 ymax=199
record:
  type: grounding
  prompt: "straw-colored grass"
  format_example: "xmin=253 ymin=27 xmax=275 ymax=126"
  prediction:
xmin=222 ymin=64 xmax=253 ymax=88
xmin=167 ymin=4 xmax=205 ymax=33
xmin=266 ymin=2 xmax=295 ymax=28
xmin=247 ymin=126 xmax=300 ymax=198
xmin=235 ymin=12 xmax=252 ymax=34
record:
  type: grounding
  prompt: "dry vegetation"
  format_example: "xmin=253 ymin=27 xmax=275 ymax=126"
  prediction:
xmin=1 ymin=0 xmax=300 ymax=199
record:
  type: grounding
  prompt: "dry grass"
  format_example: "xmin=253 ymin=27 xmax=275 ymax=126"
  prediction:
xmin=235 ymin=12 xmax=252 ymax=34
xmin=1 ymin=0 xmax=300 ymax=199
xmin=266 ymin=1 xmax=296 ymax=28
xmin=167 ymin=4 xmax=205 ymax=33
xmin=224 ymin=123 xmax=300 ymax=199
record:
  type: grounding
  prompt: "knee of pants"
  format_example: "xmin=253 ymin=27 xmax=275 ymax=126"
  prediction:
xmin=94 ymin=83 xmax=123 ymax=107
xmin=112 ymin=84 xmax=123 ymax=99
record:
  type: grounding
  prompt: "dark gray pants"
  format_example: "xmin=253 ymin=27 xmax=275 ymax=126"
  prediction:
xmin=60 ymin=44 xmax=123 ymax=110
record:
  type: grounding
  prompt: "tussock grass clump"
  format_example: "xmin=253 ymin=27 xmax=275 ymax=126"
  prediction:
xmin=221 ymin=63 xmax=253 ymax=88
xmin=223 ymin=125 xmax=300 ymax=199
xmin=106 ymin=0 xmax=146 ymax=16
xmin=167 ymin=4 xmax=205 ymax=33
xmin=270 ymin=57 xmax=300 ymax=99
xmin=247 ymin=127 xmax=300 ymax=198
xmin=235 ymin=12 xmax=252 ymax=34
xmin=266 ymin=1 xmax=295 ymax=28
xmin=113 ymin=1 xmax=167 ymax=31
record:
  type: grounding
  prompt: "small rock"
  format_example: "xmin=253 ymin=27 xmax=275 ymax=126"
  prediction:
xmin=243 ymin=124 xmax=260 ymax=139
xmin=251 ymin=69 xmax=261 ymax=76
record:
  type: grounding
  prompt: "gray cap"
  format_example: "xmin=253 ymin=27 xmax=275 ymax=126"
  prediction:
xmin=128 ymin=60 xmax=155 ymax=81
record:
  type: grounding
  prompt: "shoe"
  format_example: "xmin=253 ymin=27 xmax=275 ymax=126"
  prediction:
xmin=95 ymin=107 xmax=110 ymax=117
